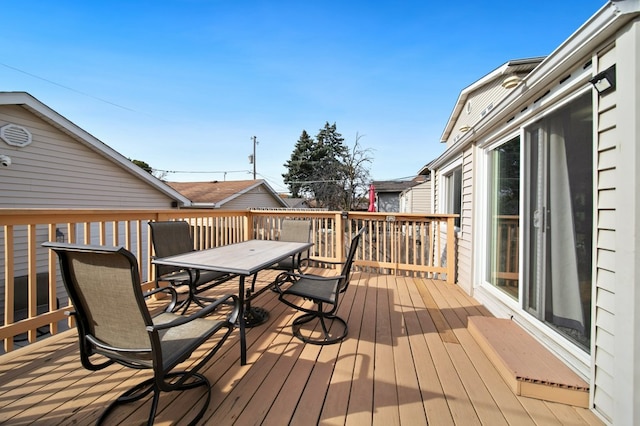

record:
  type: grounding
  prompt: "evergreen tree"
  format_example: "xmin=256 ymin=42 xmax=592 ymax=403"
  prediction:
xmin=282 ymin=130 xmax=315 ymax=198
xmin=311 ymin=122 xmax=349 ymax=209
xmin=283 ymin=122 xmax=373 ymax=210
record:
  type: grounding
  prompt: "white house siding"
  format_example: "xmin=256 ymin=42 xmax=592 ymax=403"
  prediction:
xmin=219 ymin=186 xmax=285 ymax=210
xmin=608 ymin=17 xmax=640 ymax=426
xmin=457 ymin=147 xmax=474 ymax=293
xmin=592 ymin=41 xmax=617 ymax=424
xmin=399 ymin=181 xmax=431 ymax=213
xmin=446 ymin=77 xmax=519 ymax=148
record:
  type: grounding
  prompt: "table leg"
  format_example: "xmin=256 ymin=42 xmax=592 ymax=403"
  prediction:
xmin=239 ymin=275 xmax=246 ymax=365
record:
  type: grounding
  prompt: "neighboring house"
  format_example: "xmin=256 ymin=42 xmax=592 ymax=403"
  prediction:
xmin=168 ymin=179 xmax=288 ymax=210
xmin=425 ymin=2 xmax=640 ymax=424
xmin=280 ymin=196 xmax=311 ymax=209
xmin=372 ymin=179 xmax=422 ymax=212
xmin=0 ymin=91 xmax=190 ymax=322
xmin=399 ymin=173 xmax=432 ymax=214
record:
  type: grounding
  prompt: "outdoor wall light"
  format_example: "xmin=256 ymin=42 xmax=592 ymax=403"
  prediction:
xmin=459 ymin=125 xmax=470 ymax=133
xmin=589 ymin=65 xmax=616 ymax=95
xmin=501 ymin=75 xmax=522 ymax=89
xmin=0 ymin=154 xmax=11 ymax=167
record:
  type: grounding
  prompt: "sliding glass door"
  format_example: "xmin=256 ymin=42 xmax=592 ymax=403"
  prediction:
xmin=524 ymin=93 xmax=593 ymax=350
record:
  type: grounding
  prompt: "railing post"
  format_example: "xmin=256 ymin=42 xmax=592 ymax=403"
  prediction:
xmin=336 ymin=212 xmax=345 ymax=261
xmin=3 ymin=225 xmax=15 ymax=353
xmin=244 ymin=211 xmax=253 ymax=241
xmin=446 ymin=216 xmax=456 ymax=284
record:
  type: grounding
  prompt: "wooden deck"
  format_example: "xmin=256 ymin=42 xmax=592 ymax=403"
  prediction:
xmin=0 ymin=270 xmax=603 ymax=425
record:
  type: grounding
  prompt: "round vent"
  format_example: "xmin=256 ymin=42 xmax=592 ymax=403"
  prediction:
xmin=1 ymin=123 xmax=32 ymax=147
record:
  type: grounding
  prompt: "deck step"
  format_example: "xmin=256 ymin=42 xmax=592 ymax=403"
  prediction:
xmin=468 ymin=316 xmax=589 ymax=408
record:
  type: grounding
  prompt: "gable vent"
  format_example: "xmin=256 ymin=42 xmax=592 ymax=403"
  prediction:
xmin=1 ymin=123 xmax=32 ymax=147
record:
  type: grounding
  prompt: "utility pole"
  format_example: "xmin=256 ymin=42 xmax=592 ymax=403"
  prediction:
xmin=250 ymin=136 xmax=258 ymax=179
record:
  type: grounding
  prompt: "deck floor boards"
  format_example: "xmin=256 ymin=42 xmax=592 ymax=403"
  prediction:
xmin=0 ymin=269 xmax=603 ymax=425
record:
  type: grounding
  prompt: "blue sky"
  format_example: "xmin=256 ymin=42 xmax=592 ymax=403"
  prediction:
xmin=1 ymin=1 xmax=606 ymax=193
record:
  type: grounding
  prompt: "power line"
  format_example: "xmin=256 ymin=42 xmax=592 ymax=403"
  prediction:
xmin=1 ymin=62 xmax=139 ymax=113
xmin=154 ymin=169 xmax=251 ymax=174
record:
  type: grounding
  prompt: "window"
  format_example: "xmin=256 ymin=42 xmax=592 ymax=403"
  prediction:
xmin=487 ymin=137 xmax=520 ymax=299
xmin=445 ymin=167 xmax=462 ymax=228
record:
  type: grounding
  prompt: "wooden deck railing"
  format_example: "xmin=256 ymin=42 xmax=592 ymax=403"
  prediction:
xmin=0 ymin=209 xmax=457 ymax=352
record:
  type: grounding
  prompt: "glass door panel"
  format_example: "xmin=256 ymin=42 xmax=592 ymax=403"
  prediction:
xmin=487 ymin=137 xmax=520 ymax=298
xmin=524 ymin=93 xmax=593 ymax=351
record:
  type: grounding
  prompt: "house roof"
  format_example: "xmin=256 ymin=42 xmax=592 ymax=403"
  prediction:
xmin=372 ymin=180 xmax=420 ymax=193
xmin=425 ymin=1 xmax=640 ymax=173
xmin=281 ymin=197 xmax=310 ymax=209
xmin=0 ymin=91 xmax=191 ymax=206
xmin=439 ymin=57 xmax=545 ymax=144
xmin=167 ymin=179 xmax=288 ymax=208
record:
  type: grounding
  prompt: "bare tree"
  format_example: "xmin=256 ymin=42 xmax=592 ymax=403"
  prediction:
xmin=341 ymin=133 xmax=373 ymax=210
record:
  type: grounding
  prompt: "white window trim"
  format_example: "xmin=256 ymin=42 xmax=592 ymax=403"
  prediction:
xmin=438 ymin=157 xmax=463 ymax=215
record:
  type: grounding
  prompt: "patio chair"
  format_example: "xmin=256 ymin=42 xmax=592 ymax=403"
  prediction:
xmin=274 ymin=227 xmax=365 ymax=345
xmin=269 ymin=219 xmax=312 ymax=273
xmin=268 ymin=219 xmax=312 ymax=295
xmin=242 ymin=219 xmax=314 ymax=327
xmin=149 ymin=220 xmax=235 ymax=313
xmin=43 ymin=242 xmax=240 ymax=426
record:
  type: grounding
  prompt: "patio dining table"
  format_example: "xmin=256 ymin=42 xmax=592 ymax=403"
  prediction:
xmin=152 ymin=239 xmax=313 ymax=365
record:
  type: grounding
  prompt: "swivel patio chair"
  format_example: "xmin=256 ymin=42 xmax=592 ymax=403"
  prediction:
xmin=43 ymin=242 xmax=240 ymax=426
xmin=269 ymin=219 xmax=312 ymax=273
xmin=269 ymin=219 xmax=312 ymax=295
xmin=274 ymin=227 xmax=365 ymax=345
xmin=149 ymin=220 xmax=235 ymax=313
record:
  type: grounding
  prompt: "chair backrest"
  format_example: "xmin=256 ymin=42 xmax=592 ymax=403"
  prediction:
xmin=278 ymin=219 xmax=311 ymax=244
xmin=338 ymin=227 xmax=366 ymax=293
xmin=43 ymin=242 xmax=153 ymax=354
xmin=149 ymin=220 xmax=195 ymax=276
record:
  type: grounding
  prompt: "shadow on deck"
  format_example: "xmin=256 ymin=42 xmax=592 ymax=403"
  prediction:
xmin=0 ymin=269 xmax=602 ymax=425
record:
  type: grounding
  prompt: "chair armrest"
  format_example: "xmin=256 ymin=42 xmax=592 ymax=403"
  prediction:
xmin=280 ymin=271 xmax=346 ymax=282
xmin=144 ymin=286 xmax=179 ymax=313
xmin=149 ymin=293 xmax=240 ymax=331
xmin=304 ymin=257 xmax=343 ymax=266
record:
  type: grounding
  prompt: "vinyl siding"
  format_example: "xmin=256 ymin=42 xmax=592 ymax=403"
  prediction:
xmin=446 ymin=77 xmax=519 ymax=147
xmin=0 ymin=104 xmax=176 ymax=209
xmin=457 ymin=148 xmax=474 ymax=293
xmin=220 ymin=186 xmax=285 ymax=210
xmin=399 ymin=181 xmax=431 ymax=213
xmin=592 ymin=43 xmax=616 ymax=423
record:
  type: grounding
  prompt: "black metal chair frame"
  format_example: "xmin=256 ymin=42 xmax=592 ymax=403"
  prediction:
xmin=44 ymin=242 xmax=240 ymax=425
xmin=149 ymin=220 xmax=236 ymax=313
xmin=274 ymin=227 xmax=365 ymax=345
